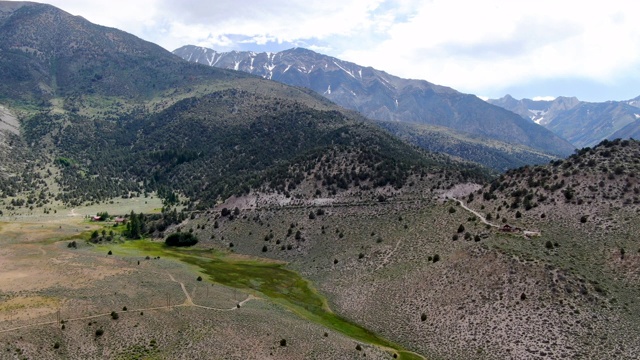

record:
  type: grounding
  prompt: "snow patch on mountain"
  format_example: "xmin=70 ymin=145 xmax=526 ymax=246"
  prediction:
xmin=207 ymin=52 xmax=219 ymax=67
xmin=333 ymin=61 xmax=355 ymax=79
xmin=530 ymin=109 xmax=548 ymax=124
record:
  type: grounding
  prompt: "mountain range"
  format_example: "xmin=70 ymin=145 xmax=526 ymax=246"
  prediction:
xmin=0 ymin=1 xmax=487 ymax=209
xmin=489 ymin=94 xmax=640 ymax=148
xmin=173 ymin=46 xmax=575 ymax=161
xmin=1 ymin=3 xmax=640 ymax=360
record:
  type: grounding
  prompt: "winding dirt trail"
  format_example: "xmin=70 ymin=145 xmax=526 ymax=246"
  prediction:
xmin=376 ymin=238 xmax=403 ymax=270
xmin=166 ymin=272 xmax=256 ymax=311
xmin=452 ymin=198 xmax=498 ymax=228
xmin=451 ymin=197 xmax=541 ymax=237
xmin=0 ymin=271 xmax=256 ymax=335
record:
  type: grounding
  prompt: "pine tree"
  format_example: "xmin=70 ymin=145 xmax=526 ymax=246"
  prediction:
xmin=127 ymin=211 xmax=141 ymax=239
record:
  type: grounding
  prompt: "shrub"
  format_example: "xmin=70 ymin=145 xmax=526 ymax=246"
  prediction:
xmin=53 ymin=342 xmax=60 ymax=349
xmin=95 ymin=328 xmax=104 ymax=336
xmin=111 ymin=311 xmax=119 ymax=320
xmin=448 ymin=207 xmax=456 ymax=213
xmin=515 ymin=211 xmax=522 ymax=218
xmin=457 ymin=224 xmax=465 ymax=233
xmin=197 ymin=276 xmax=202 ymax=281
xmin=308 ymin=211 xmax=316 ymax=219
xmin=563 ymin=187 xmax=574 ymax=200
xmin=165 ymin=232 xmax=198 ymax=247
xmin=545 ymin=240 xmax=553 ymax=249
xmin=356 ymin=344 xmax=362 ymax=351
xmin=107 ymin=250 xmax=112 ymax=255
xmin=432 ymin=254 xmax=440 ymax=262
xmin=452 ymin=234 xmax=459 ymax=241
xmin=280 ymin=339 xmax=287 ymax=347
xmin=580 ymin=215 xmax=588 ymax=223
xmin=262 ymin=245 xmax=268 ymax=252
xmin=421 ymin=313 xmax=427 ymax=321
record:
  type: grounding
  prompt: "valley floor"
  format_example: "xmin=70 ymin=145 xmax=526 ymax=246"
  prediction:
xmin=1 ymin=192 xmax=639 ymax=360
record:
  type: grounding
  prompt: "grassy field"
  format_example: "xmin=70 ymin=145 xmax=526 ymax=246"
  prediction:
xmin=105 ymin=240 xmax=423 ymax=360
xmin=1 ymin=189 xmax=639 ymax=359
xmin=0 ymin=200 xmax=415 ymax=359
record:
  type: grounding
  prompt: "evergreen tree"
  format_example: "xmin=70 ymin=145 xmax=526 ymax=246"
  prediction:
xmin=127 ymin=210 xmax=141 ymax=239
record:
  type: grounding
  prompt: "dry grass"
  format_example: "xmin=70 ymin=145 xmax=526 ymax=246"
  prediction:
xmin=189 ymin=189 xmax=640 ymax=359
xmin=0 ymin=204 xmax=398 ymax=359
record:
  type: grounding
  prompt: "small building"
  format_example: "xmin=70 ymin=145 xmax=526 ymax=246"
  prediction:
xmin=500 ymin=224 xmax=516 ymax=232
xmin=90 ymin=215 xmax=102 ymax=222
xmin=114 ymin=217 xmax=126 ymax=224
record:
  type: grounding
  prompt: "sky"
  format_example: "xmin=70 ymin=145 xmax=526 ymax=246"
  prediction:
xmin=29 ymin=0 xmax=640 ymax=102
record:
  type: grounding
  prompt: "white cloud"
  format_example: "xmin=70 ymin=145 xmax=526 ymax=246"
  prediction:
xmin=21 ymin=0 xmax=640 ymax=101
xmin=338 ymin=0 xmax=640 ymax=97
xmin=532 ymin=96 xmax=557 ymax=101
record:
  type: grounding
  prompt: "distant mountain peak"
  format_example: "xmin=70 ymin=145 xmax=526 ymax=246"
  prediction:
xmin=489 ymin=95 xmax=640 ymax=147
xmin=174 ymin=45 xmax=575 ymax=157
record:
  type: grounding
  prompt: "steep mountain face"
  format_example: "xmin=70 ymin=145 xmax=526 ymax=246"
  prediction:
xmin=31 ymin=87 xmax=487 ymax=208
xmin=0 ymin=1 xmax=488 ymax=210
xmin=174 ymin=45 xmax=575 ymax=157
xmin=0 ymin=2 xmax=239 ymax=104
xmin=489 ymin=95 xmax=640 ymax=148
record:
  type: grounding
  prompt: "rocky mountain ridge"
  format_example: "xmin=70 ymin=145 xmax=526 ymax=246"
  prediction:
xmin=174 ymin=45 xmax=575 ymax=158
xmin=489 ymin=94 xmax=640 ymax=148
